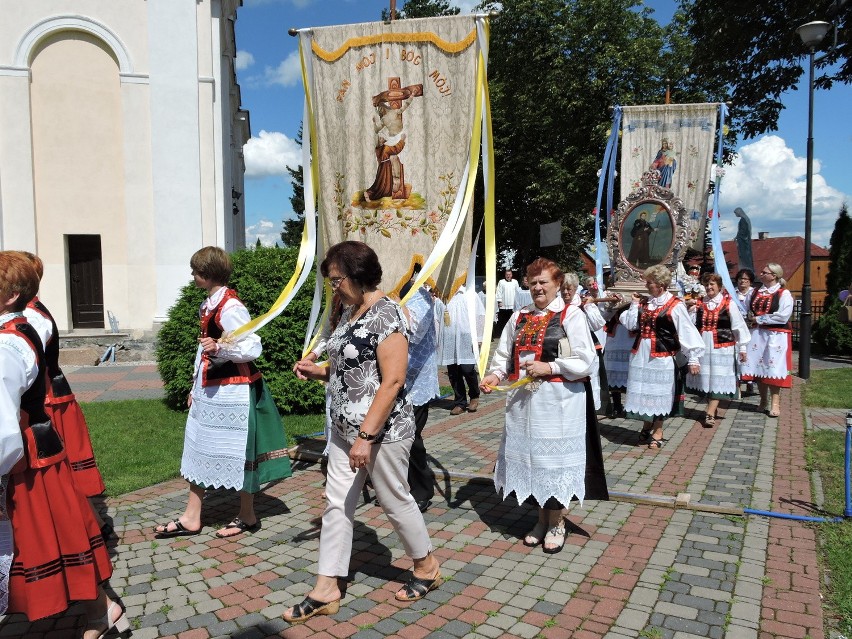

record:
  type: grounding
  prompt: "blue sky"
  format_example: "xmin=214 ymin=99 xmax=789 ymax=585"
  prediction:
xmin=235 ymin=0 xmax=851 ymax=249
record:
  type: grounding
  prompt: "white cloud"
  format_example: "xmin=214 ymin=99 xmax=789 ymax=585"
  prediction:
xmin=245 ymin=219 xmax=281 ymax=247
xmin=243 ymin=130 xmax=301 ymax=178
xmin=235 ymin=50 xmax=255 ymax=70
xmin=718 ymin=134 xmax=850 ymax=247
xmin=451 ymin=0 xmax=486 ymax=13
xmin=260 ymin=50 xmax=301 ymax=87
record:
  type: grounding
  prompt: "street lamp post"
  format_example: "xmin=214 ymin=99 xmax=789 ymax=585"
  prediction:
xmin=795 ymin=20 xmax=831 ymax=381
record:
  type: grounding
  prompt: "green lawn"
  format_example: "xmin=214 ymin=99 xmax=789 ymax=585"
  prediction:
xmin=806 ymin=429 xmax=852 ymax=636
xmin=81 ymin=399 xmax=325 ymax=496
xmin=803 ymin=363 xmax=852 ymax=637
xmin=803 ymin=368 xmax=852 ymax=408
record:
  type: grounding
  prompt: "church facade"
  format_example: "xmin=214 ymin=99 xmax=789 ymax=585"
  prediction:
xmin=0 ymin=0 xmax=250 ymax=334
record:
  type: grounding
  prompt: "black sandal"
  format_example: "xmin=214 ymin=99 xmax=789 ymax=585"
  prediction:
xmin=215 ymin=517 xmax=260 ymax=538
xmin=395 ymin=572 xmax=442 ymax=601
xmin=283 ymin=596 xmax=340 ymax=624
xmin=153 ymin=519 xmax=201 ymax=538
xmin=648 ymin=437 xmax=667 ymax=449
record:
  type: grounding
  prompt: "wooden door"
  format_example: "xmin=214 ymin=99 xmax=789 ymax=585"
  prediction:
xmin=68 ymin=235 xmax=104 ymax=328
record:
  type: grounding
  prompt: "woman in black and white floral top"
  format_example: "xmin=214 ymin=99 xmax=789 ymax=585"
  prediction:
xmin=286 ymin=241 xmax=440 ymax=624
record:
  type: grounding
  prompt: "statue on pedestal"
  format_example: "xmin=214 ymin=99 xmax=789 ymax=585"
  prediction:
xmin=734 ymin=207 xmax=754 ymax=272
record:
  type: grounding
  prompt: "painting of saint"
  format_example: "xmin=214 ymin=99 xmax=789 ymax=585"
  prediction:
xmin=621 ymin=202 xmax=674 ymax=269
xmin=364 ymin=78 xmax=423 ymax=202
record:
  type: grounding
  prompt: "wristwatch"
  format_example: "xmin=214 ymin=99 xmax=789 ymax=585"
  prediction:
xmin=357 ymin=430 xmax=376 ymax=441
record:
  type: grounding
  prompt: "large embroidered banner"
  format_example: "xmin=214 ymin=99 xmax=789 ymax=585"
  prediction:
xmin=303 ymin=15 xmax=482 ymax=297
xmin=619 ymin=104 xmax=718 ymax=252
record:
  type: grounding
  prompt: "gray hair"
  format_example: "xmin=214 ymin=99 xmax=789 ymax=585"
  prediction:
xmin=644 ymin=264 xmax=672 ymax=288
xmin=562 ymin=272 xmax=580 ymax=290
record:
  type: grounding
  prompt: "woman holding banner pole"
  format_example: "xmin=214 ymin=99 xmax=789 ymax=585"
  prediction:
xmin=480 ymin=258 xmax=608 ymax=555
xmin=287 ymin=241 xmax=440 ymax=623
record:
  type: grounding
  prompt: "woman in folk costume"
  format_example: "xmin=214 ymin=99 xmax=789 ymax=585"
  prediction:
xmin=0 ymin=252 xmax=125 ymax=637
xmin=19 ymin=253 xmax=107 ymax=511
xmin=733 ymin=268 xmax=757 ymax=396
xmin=602 ymin=292 xmax=633 ymax=417
xmin=561 ymin=272 xmax=606 ymax=412
xmin=154 ymin=247 xmax=291 ymax=539
xmin=480 ymin=258 xmax=608 ymax=555
xmin=685 ymin=273 xmax=750 ymax=427
xmin=620 ymin=265 xmax=704 ymax=449
xmin=740 ymin=263 xmax=794 ymax=418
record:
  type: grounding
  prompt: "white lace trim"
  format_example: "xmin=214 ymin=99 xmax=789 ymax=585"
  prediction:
xmin=180 ymin=384 xmax=250 ymax=490
xmin=495 ymin=463 xmax=587 ymax=509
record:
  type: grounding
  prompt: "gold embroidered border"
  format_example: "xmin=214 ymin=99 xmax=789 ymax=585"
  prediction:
xmin=311 ymin=29 xmax=477 ymax=62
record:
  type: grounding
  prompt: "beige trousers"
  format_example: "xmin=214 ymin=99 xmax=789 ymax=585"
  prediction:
xmin=317 ymin=431 xmax=433 ymax=578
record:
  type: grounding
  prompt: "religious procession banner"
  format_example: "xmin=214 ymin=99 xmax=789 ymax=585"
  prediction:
xmin=619 ymin=104 xmax=718 ymax=252
xmin=301 ymin=15 xmax=485 ymax=299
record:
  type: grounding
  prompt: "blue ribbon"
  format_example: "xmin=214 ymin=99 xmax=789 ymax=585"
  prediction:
xmin=709 ymin=104 xmax=738 ymax=305
xmin=594 ymin=106 xmax=622 ymax=291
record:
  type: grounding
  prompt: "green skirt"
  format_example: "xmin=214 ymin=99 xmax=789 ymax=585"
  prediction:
xmin=243 ymin=380 xmax=292 ymax=493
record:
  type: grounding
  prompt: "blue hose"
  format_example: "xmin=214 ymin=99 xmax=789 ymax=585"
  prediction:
xmin=744 ymin=415 xmax=852 ymax=523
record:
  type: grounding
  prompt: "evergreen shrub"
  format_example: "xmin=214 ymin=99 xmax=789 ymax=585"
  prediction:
xmin=155 ymin=246 xmax=326 ymax=414
xmin=814 ymin=298 xmax=852 ymax=356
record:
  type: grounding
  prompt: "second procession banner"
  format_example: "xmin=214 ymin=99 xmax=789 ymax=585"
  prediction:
xmin=619 ymin=104 xmax=719 ymax=253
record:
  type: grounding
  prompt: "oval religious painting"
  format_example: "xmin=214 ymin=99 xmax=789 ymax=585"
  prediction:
xmin=619 ymin=200 xmax=675 ymax=270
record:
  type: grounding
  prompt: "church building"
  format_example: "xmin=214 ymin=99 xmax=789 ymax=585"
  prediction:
xmin=0 ymin=0 xmax=250 ymax=335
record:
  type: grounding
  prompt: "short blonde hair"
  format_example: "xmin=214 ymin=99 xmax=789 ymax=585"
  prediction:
xmin=644 ymin=264 xmax=672 ymax=288
xmin=764 ymin=262 xmax=786 ymax=287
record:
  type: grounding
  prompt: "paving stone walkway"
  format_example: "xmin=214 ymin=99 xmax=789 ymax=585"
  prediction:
xmin=1 ymin=363 xmax=850 ymax=639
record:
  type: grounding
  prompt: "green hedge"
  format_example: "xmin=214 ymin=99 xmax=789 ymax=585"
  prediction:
xmin=814 ymin=298 xmax=852 ymax=356
xmin=156 ymin=246 xmax=326 ymax=414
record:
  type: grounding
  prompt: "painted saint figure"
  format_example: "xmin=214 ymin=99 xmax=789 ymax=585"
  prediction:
xmin=627 ymin=211 xmax=654 ymax=268
xmin=365 ymin=78 xmax=422 ymax=202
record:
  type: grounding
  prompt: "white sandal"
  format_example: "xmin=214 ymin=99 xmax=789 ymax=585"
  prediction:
xmin=84 ymin=600 xmax=129 ymax=639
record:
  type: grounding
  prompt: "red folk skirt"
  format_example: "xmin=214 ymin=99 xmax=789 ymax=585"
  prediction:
xmin=47 ymin=390 xmax=105 ymax=497
xmin=7 ymin=460 xmax=112 ymax=621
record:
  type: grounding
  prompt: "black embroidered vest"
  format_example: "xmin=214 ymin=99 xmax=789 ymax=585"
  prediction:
xmin=695 ymin=294 xmax=735 ymax=348
xmin=632 ymin=297 xmax=680 ymax=357
xmin=200 ymin=289 xmax=261 ymax=387
xmin=27 ymin=299 xmax=73 ymax=400
xmin=0 ymin=316 xmax=66 ymax=473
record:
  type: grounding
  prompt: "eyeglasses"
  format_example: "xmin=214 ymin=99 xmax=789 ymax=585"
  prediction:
xmin=329 ymin=276 xmax=348 ymax=288
xmin=760 ymin=270 xmax=773 ymax=276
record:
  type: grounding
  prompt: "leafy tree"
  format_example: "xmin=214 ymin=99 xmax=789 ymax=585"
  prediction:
xmin=255 ymin=237 xmax=262 ymax=248
xmin=381 ymin=0 xmax=460 ymax=21
xmin=814 ymin=202 xmax=852 ymax=354
xmin=682 ymin=0 xmax=850 ymax=139
xmin=483 ymin=0 xmax=704 ymax=268
xmin=825 ymin=203 xmax=852 ymax=299
xmin=281 ymin=125 xmax=305 ymax=247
